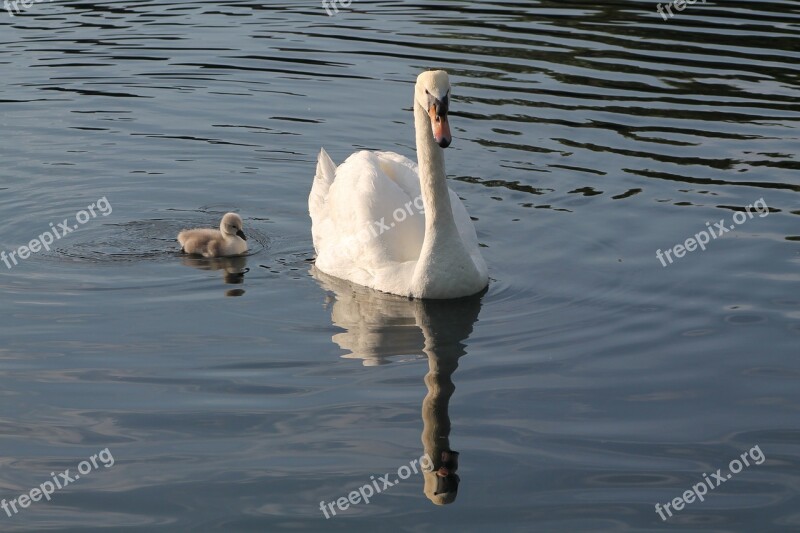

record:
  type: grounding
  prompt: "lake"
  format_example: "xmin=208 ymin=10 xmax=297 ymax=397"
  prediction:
xmin=0 ymin=0 xmax=798 ymax=531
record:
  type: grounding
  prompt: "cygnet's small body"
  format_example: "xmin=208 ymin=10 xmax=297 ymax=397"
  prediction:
xmin=178 ymin=213 xmax=248 ymax=258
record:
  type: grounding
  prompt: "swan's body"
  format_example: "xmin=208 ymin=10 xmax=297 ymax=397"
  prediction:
xmin=309 ymin=71 xmax=488 ymax=299
xmin=178 ymin=212 xmax=247 ymax=258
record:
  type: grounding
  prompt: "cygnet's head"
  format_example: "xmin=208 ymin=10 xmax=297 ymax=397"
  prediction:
xmin=220 ymin=212 xmax=246 ymax=241
xmin=415 ymin=70 xmax=452 ymax=148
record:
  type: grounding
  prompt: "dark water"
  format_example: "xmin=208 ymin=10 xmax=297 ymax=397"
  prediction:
xmin=1 ymin=0 xmax=798 ymax=531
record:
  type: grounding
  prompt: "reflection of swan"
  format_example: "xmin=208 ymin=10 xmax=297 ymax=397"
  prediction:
xmin=312 ymin=268 xmax=482 ymax=504
xmin=309 ymin=70 xmax=488 ymax=299
xmin=178 ymin=212 xmax=247 ymax=257
xmin=180 ymin=255 xmax=249 ymax=296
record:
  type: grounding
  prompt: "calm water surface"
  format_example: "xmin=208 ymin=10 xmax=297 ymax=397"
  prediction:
xmin=1 ymin=0 xmax=798 ymax=531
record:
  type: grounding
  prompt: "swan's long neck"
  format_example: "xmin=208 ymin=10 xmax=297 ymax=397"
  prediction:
xmin=415 ymin=103 xmax=460 ymax=248
xmin=412 ymin=101 xmax=479 ymax=298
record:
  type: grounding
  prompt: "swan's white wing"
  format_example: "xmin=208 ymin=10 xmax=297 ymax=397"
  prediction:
xmin=311 ymin=150 xmax=426 ymax=292
xmin=310 ymin=148 xmax=487 ymax=296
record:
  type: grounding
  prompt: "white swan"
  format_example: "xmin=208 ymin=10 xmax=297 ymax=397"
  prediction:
xmin=178 ymin=212 xmax=247 ymax=257
xmin=309 ymin=70 xmax=488 ymax=299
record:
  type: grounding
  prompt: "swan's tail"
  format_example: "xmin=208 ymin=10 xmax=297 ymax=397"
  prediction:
xmin=310 ymin=148 xmax=336 ymax=205
xmin=316 ymin=147 xmax=336 ymax=185
xmin=309 ymin=148 xmax=337 ymax=252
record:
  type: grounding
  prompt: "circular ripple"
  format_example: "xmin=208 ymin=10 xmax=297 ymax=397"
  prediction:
xmin=40 ymin=213 xmax=270 ymax=265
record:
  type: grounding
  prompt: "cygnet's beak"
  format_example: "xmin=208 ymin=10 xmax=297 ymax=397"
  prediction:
xmin=236 ymin=229 xmax=247 ymax=241
xmin=428 ymin=94 xmax=452 ymax=148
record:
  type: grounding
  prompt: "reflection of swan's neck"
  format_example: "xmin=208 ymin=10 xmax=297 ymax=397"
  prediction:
xmin=414 ymin=102 xmax=461 ymax=257
xmin=421 ymin=350 xmax=456 ymax=453
xmin=421 ymin=346 xmax=459 ymax=505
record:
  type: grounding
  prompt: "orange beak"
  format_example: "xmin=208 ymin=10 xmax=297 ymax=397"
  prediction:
xmin=428 ymin=105 xmax=452 ymax=148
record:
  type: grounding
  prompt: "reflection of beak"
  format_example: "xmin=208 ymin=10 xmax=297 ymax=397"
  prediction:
xmin=439 ymin=450 xmax=459 ymax=475
xmin=433 ymin=472 xmax=460 ymax=496
xmin=428 ymin=104 xmax=452 ymax=148
xmin=236 ymin=230 xmax=247 ymax=241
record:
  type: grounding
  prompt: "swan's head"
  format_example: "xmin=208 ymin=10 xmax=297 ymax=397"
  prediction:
xmin=415 ymin=70 xmax=452 ymax=148
xmin=220 ymin=212 xmax=246 ymax=241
